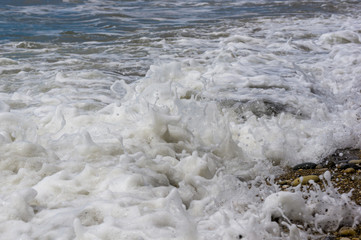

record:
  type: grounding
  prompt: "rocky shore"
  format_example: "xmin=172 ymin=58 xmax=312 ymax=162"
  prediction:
xmin=275 ymin=149 xmax=361 ymax=240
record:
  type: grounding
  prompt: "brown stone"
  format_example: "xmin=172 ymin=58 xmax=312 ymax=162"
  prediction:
xmin=318 ymin=168 xmax=329 ymax=171
xmin=344 ymin=168 xmax=356 ymax=174
xmin=339 ymin=227 xmax=356 ymax=237
xmin=316 ymin=164 xmax=323 ymax=169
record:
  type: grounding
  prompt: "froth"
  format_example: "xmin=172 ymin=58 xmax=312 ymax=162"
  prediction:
xmin=0 ymin=6 xmax=361 ymax=240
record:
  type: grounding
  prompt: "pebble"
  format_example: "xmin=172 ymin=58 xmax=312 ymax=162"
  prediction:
xmin=349 ymin=159 xmax=361 ymax=164
xmin=317 ymin=168 xmax=329 ymax=171
xmin=339 ymin=227 xmax=356 ymax=237
xmin=339 ymin=163 xmax=360 ymax=170
xmin=316 ymin=164 xmax=323 ymax=169
xmin=291 ymin=175 xmax=320 ymax=186
xmin=293 ymin=162 xmax=317 ymax=170
xmin=278 ymin=180 xmax=292 ymax=185
xmin=344 ymin=168 xmax=356 ymax=174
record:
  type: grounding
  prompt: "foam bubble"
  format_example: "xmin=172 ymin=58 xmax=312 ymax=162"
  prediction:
xmin=0 ymin=2 xmax=361 ymax=239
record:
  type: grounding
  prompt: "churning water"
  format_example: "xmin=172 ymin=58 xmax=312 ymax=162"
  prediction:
xmin=0 ymin=0 xmax=361 ymax=239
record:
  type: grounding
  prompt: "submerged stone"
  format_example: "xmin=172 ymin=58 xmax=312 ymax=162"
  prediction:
xmin=319 ymin=148 xmax=361 ymax=167
xmin=292 ymin=162 xmax=317 ymax=170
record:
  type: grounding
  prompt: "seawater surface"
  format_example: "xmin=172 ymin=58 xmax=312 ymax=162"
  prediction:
xmin=0 ymin=0 xmax=361 ymax=239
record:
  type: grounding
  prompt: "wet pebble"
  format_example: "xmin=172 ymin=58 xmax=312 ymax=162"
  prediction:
xmin=291 ymin=175 xmax=320 ymax=186
xmin=315 ymin=165 xmax=326 ymax=170
xmin=339 ymin=227 xmax=356 ymax=237
xmin=340 ymin=163 xmax=361 ymax=170
xmin=278 ymin=180 xmax=292 ymax=185
xmin=349 ymin=159 xmax=361 ymax=164
xmin=318 ymin=149 xmax=361 ymax=168
xmin=344 ymin=168 xmax=356 ymax=174
xmin=292 ymin=162 xmax=317 ymax=170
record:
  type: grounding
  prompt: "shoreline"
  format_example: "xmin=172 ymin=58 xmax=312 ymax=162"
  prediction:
xmin=274 ymin=148 xmax=361 ymax=239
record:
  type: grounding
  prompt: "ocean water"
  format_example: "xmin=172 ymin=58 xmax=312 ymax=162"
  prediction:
xmin=0 ymin=0 xmax=361 ymax=239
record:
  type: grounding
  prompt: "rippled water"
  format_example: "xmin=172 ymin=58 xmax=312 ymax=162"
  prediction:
xmin=0 ymin=0 xmax=361 ymax=239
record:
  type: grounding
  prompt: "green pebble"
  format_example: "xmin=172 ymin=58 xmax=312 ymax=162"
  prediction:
xmin=348 ymin=159 xmax=361 ymax=164
xmin=291 ymin=175 xmax=320 ymax=186
xmin=339 ymin=227 xmax=356 ymax=236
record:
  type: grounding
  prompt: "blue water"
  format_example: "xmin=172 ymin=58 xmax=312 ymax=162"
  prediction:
xmin=0 ymin=0 xmax=349 ymax=43
xmin=2 ymin=0 xmax=357 ymax=81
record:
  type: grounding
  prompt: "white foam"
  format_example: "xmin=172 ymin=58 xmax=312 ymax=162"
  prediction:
xmin=0 ymin=4 xmax=361 ymax=239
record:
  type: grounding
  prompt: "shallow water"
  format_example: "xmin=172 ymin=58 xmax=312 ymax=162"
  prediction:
xmin=0 ymin=0 xmax=361 ymax=239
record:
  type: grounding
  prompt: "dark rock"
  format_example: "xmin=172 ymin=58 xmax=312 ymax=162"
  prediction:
xmin=339 ymin=163 xmax=360 ymax=170
xmin=322 ymin=236 xmax=336 ymax=240
xmin=319 ymin=148 xmax=361 ymax=167
xmin=319 ymin=160 xmax=336 ymax=168
xmin=292 ymin=162 xmax=317 ymax=170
